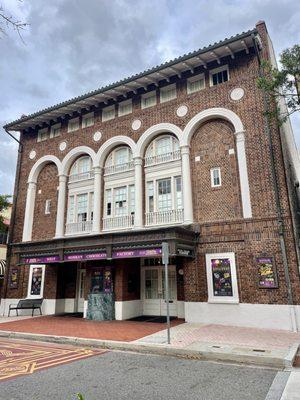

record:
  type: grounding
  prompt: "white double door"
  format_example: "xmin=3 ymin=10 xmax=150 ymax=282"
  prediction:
xmin=142 ymin=266 xmax=177 ymax=316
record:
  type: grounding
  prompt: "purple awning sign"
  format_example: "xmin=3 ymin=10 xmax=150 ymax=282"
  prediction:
xmin=23 ymin=255 xmax=60 ymax=264
xmin=64 ymin=252 xmax=107 ymax=261
xmin=112 ymin=248 xmax=162 ymax=258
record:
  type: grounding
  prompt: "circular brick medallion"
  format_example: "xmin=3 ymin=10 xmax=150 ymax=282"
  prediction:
xmin=132 ymin=119 xmax=142 ymax=131
xmin=176 ymin=105 xmax=188 ymax=117
xmin=29 ymin=150 xmax=36 ymax=160
xmin=93 ymin=131 xmax=102 ymax=142
xmin=230 ymin=88 xmax=245 ymax=101
xmin=59 ymin=141 xmax=67 ymax=152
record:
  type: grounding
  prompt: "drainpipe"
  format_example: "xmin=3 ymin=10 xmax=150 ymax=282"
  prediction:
xmin=252 ymin=35 xmax=298 ymax=331
xmin=2 ymin=128 xmax=23 ymax=314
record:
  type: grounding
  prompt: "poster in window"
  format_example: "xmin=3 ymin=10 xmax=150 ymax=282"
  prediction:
xmin=30 ymin=267 xmax=43 ymax=296
xmin=257 ymin=257 xmax=278 ymax=288
xmin=90 ymin=269 xmax=103 ymax=294
xmin=9 ymin=269 xmax=19 ymax=289
xmin=103 ymin=267 xmax=113 ymax=293
xmin=211 ymin=258 xmax=233 ymax=297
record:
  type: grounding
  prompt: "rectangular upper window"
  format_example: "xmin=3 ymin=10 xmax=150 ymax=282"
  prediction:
xmin=82 ymin=112 xmax=94 ymax=128
xmin=118 ymin=100 xmax=132 ymax=117
xmin=160 ymin=84 xmax=177 ymax=103
xmin=211 ymin=167 xmax=221 ymax=187
xmin=187 ymin=74 xmax=205 ymax=94
xmin=45 ymin=199 xmax=51 ymax=215
xmin=141 ymin=91 xmax=157 ymax=109
xmin=68 ymin=117 xmax=79 ymax=132
xmin=210 ymin=65 xmax=229 ymax=86
xmin=50 ymin=123 xmax=61 ymax=138
xmin=102 ymin=105 xmax=115 ymax=122
xmin=37 ymin=128 xmax=48 ymax=142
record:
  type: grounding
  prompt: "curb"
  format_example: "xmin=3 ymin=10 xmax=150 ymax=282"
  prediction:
xmin=0 ymin=330 xmax=296 ymax=369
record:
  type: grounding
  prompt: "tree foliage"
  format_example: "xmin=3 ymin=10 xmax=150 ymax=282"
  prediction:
xmin=0 ymin=195 xmax=11 ymax=232
xmin=257 ymin=44 xmax=300 ymax=123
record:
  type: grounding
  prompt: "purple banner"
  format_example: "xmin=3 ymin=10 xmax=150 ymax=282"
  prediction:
xmin=64 ymin=252 xmax=107 ymax=261
xmin=112 ymin=248 xmax=162 ymax=258
xmin=23 ymin=256 xmax=60 ymax=264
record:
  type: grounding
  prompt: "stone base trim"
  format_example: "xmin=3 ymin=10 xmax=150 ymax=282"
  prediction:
xmin=184 ymin=302 xmax=300 ymax=332
xmin=115 ymin=300 xmax=143 ymax=320
xmin=0 ymin=298 xmax=76 ymax=317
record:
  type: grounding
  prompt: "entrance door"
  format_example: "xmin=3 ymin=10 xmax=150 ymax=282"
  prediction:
xmin=76 ymin=269 xmax=86 ymax=313
xmin=142 ymin=266 xmax=177 ymax=316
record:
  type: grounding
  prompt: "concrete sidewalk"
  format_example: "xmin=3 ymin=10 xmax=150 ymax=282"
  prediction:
xmin=0 ymin=317 xmax=299 ymax=368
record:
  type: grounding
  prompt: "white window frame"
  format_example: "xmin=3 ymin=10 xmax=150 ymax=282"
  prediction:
xmin=141 ymin=91 xmax=157 ymax=109
xmin=160 ymin=83 xmax=177 ymax=103
xmin=206 ymin=252 xmax=239 ymax=303
xmin=102 ymin=105 xmax=115 ymax=122
xmin=50 ymin=123 xmax=61 ymax=138
xmin=27 ymin=264 xmax=46 ymax=299
xmin=118 ymin=99 xmax=132 ymax=117
xmin=82 ymin=112 xmax=94 ymax=128
xmin=37 ymin=128 xmax=48 ymax=142
xmin=211 ymin=167 xmax=221 ymax=187
xmin=67 ymin=192 xmax=94 ymax=224
xmin=68 ymin=117 xmax=79 ymax=133
xmin=187 ymin=73 xmax=205 ymax=94
xmin=209 ymin=65 xmax=229 ymax=87
xmin=45 ymin=199 xmax=51 ymax=215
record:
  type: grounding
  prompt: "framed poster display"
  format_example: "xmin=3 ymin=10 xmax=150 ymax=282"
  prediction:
xmin=9 ymin=268 xmax=19 ymax=289
xmin=257 ymin=257 xmax=278 ymax=288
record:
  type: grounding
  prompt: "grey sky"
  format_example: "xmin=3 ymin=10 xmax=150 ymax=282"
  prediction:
xmin=1 ymin=0 xmax=300 ymax=195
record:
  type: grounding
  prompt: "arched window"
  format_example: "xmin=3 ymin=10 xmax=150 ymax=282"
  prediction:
xmin=69 ymin=156 xmax=93 ymax=182
xmin=145 ymin=135 xmax=180 ymax=166
xmin=104 ymin=146 xmax=133 ymax=175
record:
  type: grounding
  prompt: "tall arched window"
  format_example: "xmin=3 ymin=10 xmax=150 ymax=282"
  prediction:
xmin=69 ymin=156 xmax=93 ymax=182
xmin=144 ymin=135 xmax=183 ymax=226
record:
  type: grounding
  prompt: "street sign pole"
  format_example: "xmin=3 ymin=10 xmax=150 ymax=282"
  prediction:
xmin=162 ymin=242 xmax=171 ymax=344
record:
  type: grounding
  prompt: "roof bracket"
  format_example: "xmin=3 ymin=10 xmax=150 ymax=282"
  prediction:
xmin=241 ymin=40 xmax=249 ymax=54
xmin=225 ymin=45 xmax=235 ymax=59
xmin=210 ymin=51 xmax=221 ymax=64
xmin=196 ymin=56 xmax=207 ymax=69
xmin=182 ymin=62 xmax=194 ymax=74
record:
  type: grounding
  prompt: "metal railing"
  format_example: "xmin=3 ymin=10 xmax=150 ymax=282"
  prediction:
xmin=69 ymin=170 xmax=94 ymax=183
xmin=65 ymin=220 xmax=93 ymax=234
xmin=145 ymin=150 xmax=181 ymax=167
xmin=145 ymin=209 xmax=184 ymax=226
xmin=103 ymin=214 xmax=134 ymax=230
xmin=104 ymin=161 xmax=134 ymax=175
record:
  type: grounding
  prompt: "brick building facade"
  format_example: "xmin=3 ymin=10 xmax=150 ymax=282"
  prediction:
xmin=2 ymin=21 xmax=300 ymax=330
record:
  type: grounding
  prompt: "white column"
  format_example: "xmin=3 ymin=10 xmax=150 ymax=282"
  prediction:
xmin=22 ymin=181 xmax=37 ymax=242
xmin=92 ymin=166 xmax=102 ymax=234
xmin=181 ymin=145 xmax=193 ymax=225
xmin=134 ymin=157 xmax=143 ymax=229
xmin=55 ymin=174 xmax=68 ymax=238
xmin=235 ymin=131 xmax=252 ymax=218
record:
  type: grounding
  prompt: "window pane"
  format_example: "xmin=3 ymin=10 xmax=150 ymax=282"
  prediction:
xmin=67 ymin=196 xmax=75 ymax=222
xmin=156 ymin=137 xmax=172 ymax=155
xmin=114 ymin=187 xmax=127 ymax=216
xmin=77 ymin=193 xmax=88 ymax=221
xmin=158 ymin=179 xmax=172 ymax=211
xmin=78 ymin=157 xmax=90 ymax=173
xmin=115 ymin=148 xmax=128 ymax=165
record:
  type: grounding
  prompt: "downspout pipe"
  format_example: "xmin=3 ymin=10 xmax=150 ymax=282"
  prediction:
xmin=2 ymin=128 xmax=23 ymax=314
xmin=252 ymin=35 xmax=297 ymax=331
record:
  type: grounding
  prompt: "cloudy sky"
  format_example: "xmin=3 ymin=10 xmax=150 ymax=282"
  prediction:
xmin=1 ymin=0 xmax=300 ymax=195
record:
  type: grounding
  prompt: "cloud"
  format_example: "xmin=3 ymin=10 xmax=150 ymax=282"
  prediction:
xmin=1 ymin=0 xmax=300 ymax=194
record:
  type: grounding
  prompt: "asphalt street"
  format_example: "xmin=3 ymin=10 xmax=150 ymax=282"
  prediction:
xmin=0 ymin=350 xmax=277 ymax=400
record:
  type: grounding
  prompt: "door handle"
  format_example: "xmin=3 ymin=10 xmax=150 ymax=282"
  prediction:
xmin=165 ymin=300 xmax=173 ymax=303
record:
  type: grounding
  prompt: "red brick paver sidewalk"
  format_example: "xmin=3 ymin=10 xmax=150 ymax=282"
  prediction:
xmin=0 ymin=316 xmax=183 ymax=342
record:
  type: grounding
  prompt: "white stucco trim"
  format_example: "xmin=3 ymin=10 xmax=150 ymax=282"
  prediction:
xmin=61 ymin=146 xmax=97 ymax=175
xmin=182 ymin=107 xmax=252 ymax=218
xmin=27 ymin=264 xmax=46 ymax=299
xmin=95 ymin=135 xmax=137 ymax=167
xmin=115 ymin=300 xmax=143 ymax=320
xmin=28 ymin=155 xmax=62 ymax=183
xmin=0 ymin=298 xmax=58 ymax=316
xmin=184 ymin=302 xmax=300 ymax=331
xmin=136 ymin=123 xmax=183 ymax=157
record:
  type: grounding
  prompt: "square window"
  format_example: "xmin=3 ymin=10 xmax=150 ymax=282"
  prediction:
xmin=50 ymin=123 xmax=61 ymax=138
xmin=37 ymin=128 xmax=48 ymax=142
xmin=210 ymin=66 xmax=229 ymax=87
xmin=160 ymin=84 xmax=177 ymax=103
xmin=118 ymin=100 xmax=132 ymax=116
xmin=187 ymin=74 xmax=205 ymax=94
xmin=102 ymin=105 xmax=115 ymax=122
xmin=68 ymin=117 xmax=79 ymax=133
xmin=141 ymin=91 xmax=157 ymax=109
xmin=45 ymin=199 xmax=51 ymax=215
xmin=211 ymin=168 xmax=221 ymax=187
xmin=82 ymin=112 xmax=94 ymax=128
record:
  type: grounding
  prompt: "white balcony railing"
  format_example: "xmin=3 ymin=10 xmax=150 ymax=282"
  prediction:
xmin=65 ymin=220 xmax=93 ymax=234
xmin=69 ymin=170 xmax=94 ymax=183
xmin=104 ymin=161 xmax=134 ymax=175
xmin=145 ymin=150 xmax=181 ymax=167
xmin=145 ymin=209 xmax=184 ymax=226
xmin=103 ymin=214 xmax=134 ymax=231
